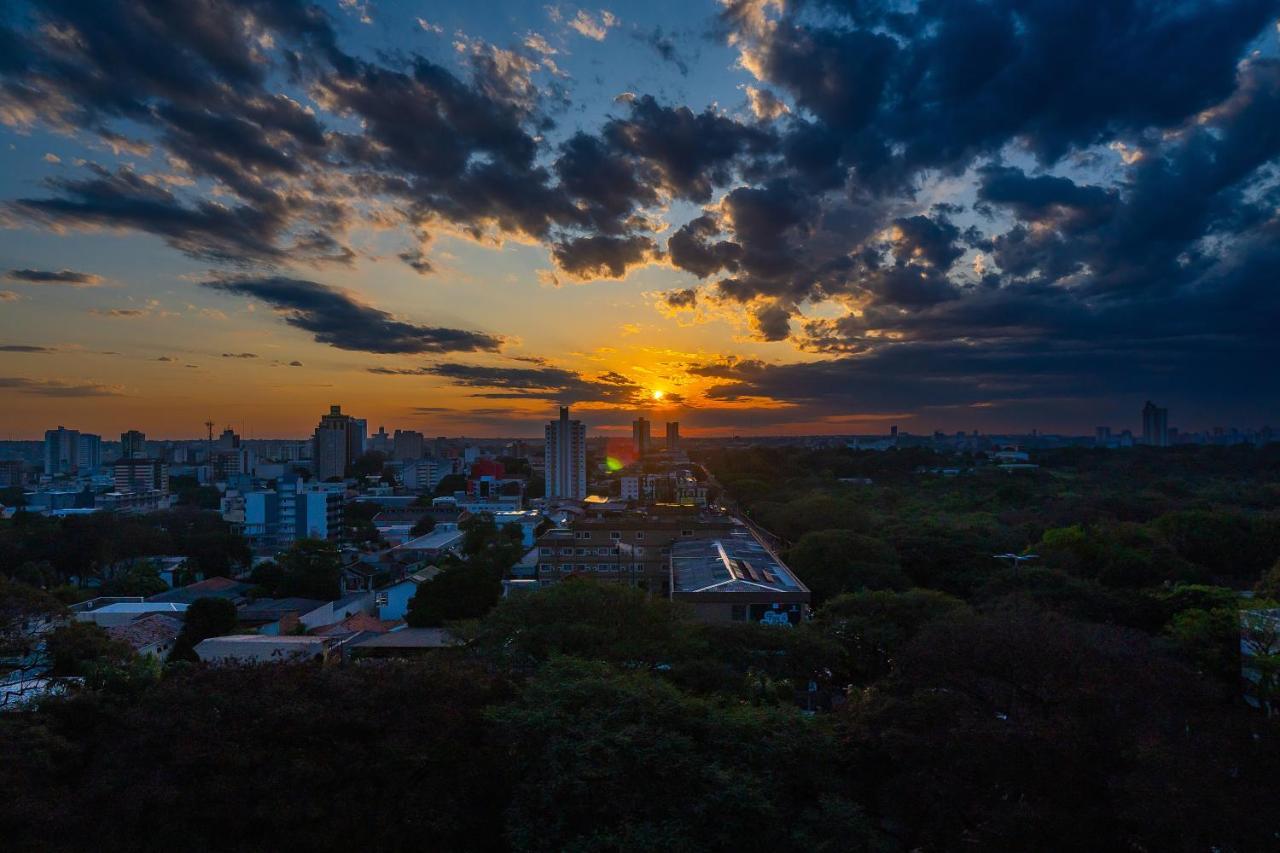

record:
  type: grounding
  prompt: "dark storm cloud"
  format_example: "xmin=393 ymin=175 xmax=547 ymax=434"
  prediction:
xmin=1 ymin=0 xmax=1278 ymax=427
xmin=8 ymin=166 xmax=295 ymax=264
xmin=201 ymin=276 xmax=503 ymax=354
xmin=551 ymin=234 xmax=657 ymax=280
xmin=661 ymin=288 xmax=699 ymax=310
xmin=5 ymin=268 xmax=102 ymax=286
xmin=372 ymin=362 xmax=647 ymax=405
xmin=0 ymin=0 xmax=356 ymax=263
xmin=602 ymin=95 xmax=773 ymax=203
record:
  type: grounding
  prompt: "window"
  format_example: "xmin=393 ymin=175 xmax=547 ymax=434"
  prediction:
xmin=610 ymin=530 xmax=622 ymax=540
xmin=576 ymin=548 xmax=588 ymax=556
xmin=560 ymin=548 xmax=573 ymax=556
xmin=635 ymin=531 xmax=645 ymax=540
xmin=375 ymin=592 xmax=388 ymax=607
xmin=539 ymin=547 xmax=553 ymax=556
xmin=635 ymin=547 xmax=646 ymax=557
xmin=681 ymin=529 xmax=694 ymax=537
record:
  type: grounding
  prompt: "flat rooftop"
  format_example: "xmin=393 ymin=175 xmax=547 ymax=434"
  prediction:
xmin=89 ymin=602 xmax=189 ymax=614
xmin=391 ymin=528 xmax=465 ymax=551
xmin=670 ymin=533 xmax=809 ymax=596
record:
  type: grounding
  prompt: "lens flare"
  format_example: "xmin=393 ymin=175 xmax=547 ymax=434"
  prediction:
xmin=606 ymin=456 xmax=623 ymax=471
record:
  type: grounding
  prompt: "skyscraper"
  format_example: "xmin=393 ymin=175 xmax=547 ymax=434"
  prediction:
xmin=313 ymin=405 xmax=363 ymax=480
xmin=632 ymin=417 xmax=651 ymax=459
xmin=77 ymin=433 xmax=102 ymax=471
xmin=545 ymin=406 xmax=586 ymax=500
xmin=44 ymin=426 xmax=80 ymax=476
xmin=665 ymin=421 xmax=680 ymax=451
xmin=120 ymin=429 xmax=147 ymax=459
xmin=1142 ymin=401 xmax=1169 ymax=447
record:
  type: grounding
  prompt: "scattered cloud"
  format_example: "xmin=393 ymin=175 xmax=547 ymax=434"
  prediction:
xmin=202 ymin=276 xmax=504 ymax=354
xmin=5 ymin=268 xmax=101 ymax=287
xmin=0 ymin=377 xmax=123 ymax=397
xmin=568 ymin=9 xmax=617 ymax=41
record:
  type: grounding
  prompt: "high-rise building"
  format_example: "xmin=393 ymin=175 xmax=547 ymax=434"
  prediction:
xmin=313 ymin=405 xmax=363 ymax=480
xmin=632 ymin=417 xmax=651 ymax=459
xmin=665 ymin=421 xmax=680 ymax=451
xmin=545 ymin=406 xmax=586 ymax=500
xmin=44 ymin=426 xmax=80 ymax=476
xmin=212 ymin=428 xmax=254 ymax=481
xmin=77 ymin=433 xmax=102 ymax=472
xmin=1142 ymin=401 xmax=1169 ymax=447
xmin=393 ymin=429 xmax=426 ymax=461
xmin=120 ymin=430 xmax=147 ymax=459
xmin=369 ymin=426 xmax=393 ymax=455
xmin=353 ymin=418 xmax=368 ymax=454
xmin=1096 ymin=426 xmax=1111 ymax=446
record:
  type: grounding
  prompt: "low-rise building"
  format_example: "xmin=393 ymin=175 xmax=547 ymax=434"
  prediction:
xmin=106 ymin=613 xmax=184 ymax=659
xmin=669 ymin=532 xmax=810 ymax=625
xmin=74 ymin=601 xmax=189 ymax=628
xmin=532 ymin=507 xmax=737 ymax=592
xmin=194 ymin=634 xmax=339 ymax=665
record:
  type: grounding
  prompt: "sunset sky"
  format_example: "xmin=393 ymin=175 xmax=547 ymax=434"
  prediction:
xmin=2 ymin=0 xmax=1279 ymax=438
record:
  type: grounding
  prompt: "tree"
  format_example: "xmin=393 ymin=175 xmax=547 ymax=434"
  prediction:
xmin=816 ymin=588 xmax=968 ymax=682
xmin=1255 ymin=558 xmax=1280 ymax=602
xmin=100 ymin=560 xmax=169 ymax=597
xmin=433 ymin=473 xmax=467 ymax=497
xmin=0 ymin=576 xmax=63 ymax=660
xmin=275 ymin=539 xmax=342 ymax=600
xmin=405 ymin=562 xmax=502 ymax=627
xmin=44 ymin=621 xmax=132 ymax=676
xmin=409 ymin=516 xmax=436 ymax=538
xmin=169 ymin=597 xmax=239 ymax=662
xmin=487 ymin=657 xmax=881 ymax=853
xmin=785 ymin=530 xmax=909 ymax=602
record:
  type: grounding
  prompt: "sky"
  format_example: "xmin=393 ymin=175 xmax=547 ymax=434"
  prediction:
xmin=1 ymin=0 xmax=1279 ymax=439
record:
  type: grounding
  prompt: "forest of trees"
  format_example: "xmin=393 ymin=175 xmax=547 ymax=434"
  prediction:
xmin=1 ymin=444 xmax=1278 ymax=850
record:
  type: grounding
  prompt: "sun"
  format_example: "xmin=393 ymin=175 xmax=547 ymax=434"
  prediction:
xmin=651 ymin=389 xmax=665 ymax=401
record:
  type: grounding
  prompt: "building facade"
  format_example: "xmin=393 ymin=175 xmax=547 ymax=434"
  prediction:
xmin=1142 ymin=400 xmax=1169 ymax=447
xmin=545 ymin=406 xmax=586 ymax=500
xmin=313 ymin=405 xmax=363 ymax=480
xmin=632 ymin=417 xmax=651 ymax=459
xmin=533 ymin=509 xmax=737 ymax=592
xmin=44 ymin=426 xmax=79 ymax=476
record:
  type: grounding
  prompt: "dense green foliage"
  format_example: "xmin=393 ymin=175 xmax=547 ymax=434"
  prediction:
xmin=169 ymin=597 xmax=239 ymax=663
xmin=405 ymin=514 xmax=523 ymax=627
xmin=2 ymin=580 xmax=1278 ymax=851
xmin=1 ymin=445 xmax=1279 ymax=850
xmin=0 ymin=507 xmax=249 ymax=589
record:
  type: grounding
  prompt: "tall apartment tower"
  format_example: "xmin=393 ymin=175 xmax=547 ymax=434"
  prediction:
xmin=393 ymin=429 xmax=426 ymax=461
xmin=44 ymin=426 xmax=80 ymax=476
xmin=121 ymin=429 xmax=147 ymax=459
xmin=665 ymin=421 xmax=680 ymax=451
xmin=313 ymin=405 xmax=363 ymax=481
xmin=77 ymin=433 xmax=102 ymax=472
xmin=545 ymin=406 xmax=586 ymax=500
xmin=1141 ymin=401 xmax=1169 ymax=447
xmin=632 ymin=417 xmax=651 ymax=459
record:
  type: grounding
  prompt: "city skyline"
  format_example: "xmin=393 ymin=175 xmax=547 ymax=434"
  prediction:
xmin=3 ymin=1 xmax=1280 ymax=437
